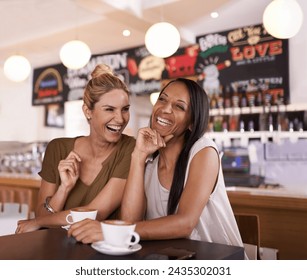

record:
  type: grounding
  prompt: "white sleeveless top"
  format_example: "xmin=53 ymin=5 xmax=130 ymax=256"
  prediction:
xmin=144 ymin=136 xmax=243 ymax=247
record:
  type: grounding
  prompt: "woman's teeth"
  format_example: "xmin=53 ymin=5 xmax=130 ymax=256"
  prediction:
xmin=107 ymin=125 xmax=122 ymax=132
xmin=157 ymin=117 xmax=171 ymax=126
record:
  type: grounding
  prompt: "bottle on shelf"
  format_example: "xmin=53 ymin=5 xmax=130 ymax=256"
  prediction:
xmin=289 ymin=121 xmax=294 ymax=132
xmin=231 ymin=82 xmax=240 ymax=108
xmin=228 ymin=114 xmax=239 ymax=131
xmin=217 ymin=94 xmax=224 ymax=109
xmin=248 ymin=120 xmax=255 ymax=132
xmin=255 ymin=90 xmax=263 ymax=107
xmin=222 ymin=120 xmax=228 ymax=132
xmin=268 ymin=113 xmax=274 ymax=132
xmin=239 ymin=120 xmax=245 ymax=132
xmin=223 ymin=85 xmax=232 ymax=109
xmin=247 ymin=91 xmax=255 ymax=109
xmin=240 ymin=90 xmax=248 ymax=108
xmin=282 ymin=115 xmax=290 ymax=131
xmin=210 ymin=93 xmax=218 ymax=109
xmin=232 ymin=92 xmax=240 ymax=108
xmin=293 ymin=118 xmax=299 ymax=131
xmin=263 ymin=90 xmax=272 ymax=107
xmin=277 ymin=93 xmax=284 ymax=106
xmin=207 ymin=117 xmax=214 ymax=132
xmin=213 ymin=116 xmax=223 ymax=132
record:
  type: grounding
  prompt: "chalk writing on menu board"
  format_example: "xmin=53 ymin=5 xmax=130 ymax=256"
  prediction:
xmin=195 ymin=24 xmax=289 ymax=108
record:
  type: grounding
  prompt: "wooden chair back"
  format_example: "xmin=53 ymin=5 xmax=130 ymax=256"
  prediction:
xmin=235 ymin=213 xmax=261 ymax=259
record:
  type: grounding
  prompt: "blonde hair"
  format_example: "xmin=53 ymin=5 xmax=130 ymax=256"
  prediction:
xmin=83 ymin=64 xmax=130 ymax=110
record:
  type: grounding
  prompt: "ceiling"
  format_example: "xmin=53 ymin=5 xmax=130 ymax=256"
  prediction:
xmin=0 ymin=0 xmax=271 ymax=69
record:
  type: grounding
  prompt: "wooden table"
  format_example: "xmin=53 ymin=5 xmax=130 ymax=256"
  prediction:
xmin=0 ymin=228 xmax=244 ymax=260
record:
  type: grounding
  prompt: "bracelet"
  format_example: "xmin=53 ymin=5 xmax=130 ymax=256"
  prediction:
xmin=44 ymin=196 xmax=56 ymax=213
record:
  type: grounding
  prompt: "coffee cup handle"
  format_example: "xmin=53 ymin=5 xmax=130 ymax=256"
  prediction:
xmin=128 ymin=232 xmax=140 ymax=246
xmin=66 ymin=214 xmax=74 ymax=224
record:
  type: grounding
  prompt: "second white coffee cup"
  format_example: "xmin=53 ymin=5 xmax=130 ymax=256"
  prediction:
xmin=66 ymin=208 xmax=98 ymax=224
xmin=101 ymin=220 xmax=140 ymax=249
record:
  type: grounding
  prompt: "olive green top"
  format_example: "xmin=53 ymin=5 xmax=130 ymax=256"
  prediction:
xmin=39 ymin=134 xmax=135 ymax=217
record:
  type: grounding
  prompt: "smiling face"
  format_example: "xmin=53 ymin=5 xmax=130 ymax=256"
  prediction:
xmin=151 ymin=81 xmax=192 ymax=138
xmin=84 ymin=89 xmax=130 ymax=143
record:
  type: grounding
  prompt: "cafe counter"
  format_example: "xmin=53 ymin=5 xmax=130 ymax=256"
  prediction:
xmin=227 ymin=186 xmax=307 ymax=260
xmin=0 ymin=174 xmax=40 ymax=212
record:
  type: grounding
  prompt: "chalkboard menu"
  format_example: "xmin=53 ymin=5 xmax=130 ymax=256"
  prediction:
xmin=32 ymin=46 xmax=165 ymax=106
xmin=195 ymin=24 xmax=289 ymax=108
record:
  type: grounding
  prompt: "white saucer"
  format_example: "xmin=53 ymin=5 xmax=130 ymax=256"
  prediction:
xmin=91 ymin=241 xmax=142 ymax=256
xmin=61 ymin=225 xmax=71 ymax=231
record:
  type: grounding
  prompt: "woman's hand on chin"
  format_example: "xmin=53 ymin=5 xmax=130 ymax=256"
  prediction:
xmin=137 ymin=128 xmax=174 ymax=154
xmin=163 ymin=134 xmax=174 ymax=144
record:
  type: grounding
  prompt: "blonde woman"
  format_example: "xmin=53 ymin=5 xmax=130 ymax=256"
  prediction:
xmin=16 ymin=64 xmax=135 ymax=233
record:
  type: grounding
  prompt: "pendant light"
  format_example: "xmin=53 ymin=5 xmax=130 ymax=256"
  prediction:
xmin=59 ymin=3 xmax=91 ymax=70
xmin=263 ymin=0 xmax=303 ymax=39
xmin=150 ymin=92 xmax=160 ymax=105
xmin=145 ymin=1 xmax=180 ymax=58
xmin=60 ymin=40 xmax=91 ymax=70
xmin=145 ymin=21 xmax=180 ymax=58
xmin=4 ymin=55 xmax=31 ymax=82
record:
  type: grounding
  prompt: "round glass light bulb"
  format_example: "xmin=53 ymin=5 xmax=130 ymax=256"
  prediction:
xmin=150 ymin=92 xmax=160 ymax=105
xmin=210 ymin=12 xmax=219 ymax=19
xmin=263 ymin=0 xmax=303 ymax=39
xmin=145 ymin=22 xmax=180 ymax=58
xmin=60 ymin=40 xmax=91 ymax=70
xmin=4 ymin=55 xmax=31 ymax=82
xmin=122 ymin=29 xmax=131 ymax=37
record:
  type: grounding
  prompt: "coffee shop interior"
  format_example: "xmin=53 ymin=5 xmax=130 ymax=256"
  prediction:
xmin=0 ymin=0 xmax=306 ymax=260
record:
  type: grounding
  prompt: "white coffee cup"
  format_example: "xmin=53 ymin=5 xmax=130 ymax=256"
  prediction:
xmin=66 ymin=208 xmax=98 ymax=224
xmin=101 ymin=220 xmax=140 ymax=249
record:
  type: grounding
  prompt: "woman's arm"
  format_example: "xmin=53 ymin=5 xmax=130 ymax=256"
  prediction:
xmin=35 ymin=180 xmax=70 ymax=217
xmin=67 ymin=177 xmax=128 ymax=243
xmin=17 ymin=177 xmax=127 ymax=234
xmin=135 ymin=146 xmax=219 ymax=240
xmin=35 ymin=180 xmax=57 ymax=217
xmin=18 ymin=183 xmax=76 ymax=232
xmin=17 ymin=209 xmax=71 ymax=233
xmin=36 ymin=150 xmax=82 ymax=217
xmin=87 ymin=177 xmax=127 ymax=221
xmin=121 ymin=127 xmax=168 ymax=222
xmin=67 ymin=158 xmax=149 ymax=244
xmin=120 ymin=149 xmax=147 ymax=222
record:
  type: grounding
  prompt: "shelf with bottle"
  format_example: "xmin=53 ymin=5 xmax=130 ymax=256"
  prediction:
xmin=207 ymin=82 xmax=307 ymax=117
xmin=206 ymin=82 xmax=307 ymax=142
xmin=207 ymin=110 xmax=307 ymax=146
xmin=207 ymin=130 xmax=307 ymax=141
xmin=207 ymin=130 xmax=307 ymax=148
xmin=209 ymin=102 xmax=307 ymax=116
xmin=209 ymin=103 xmax=307 ymax=134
